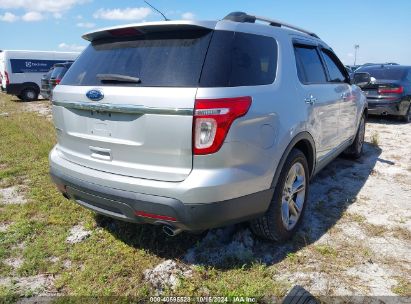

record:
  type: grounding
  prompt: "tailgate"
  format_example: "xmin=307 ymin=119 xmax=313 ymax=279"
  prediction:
xmin=53 ymin=86 xmax=195 ymax=182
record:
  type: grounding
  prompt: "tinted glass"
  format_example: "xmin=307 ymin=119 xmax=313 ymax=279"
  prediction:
xmin=200 ymin=31 xmax=277 ymax=87
xmin=61 ymin=30 xmax=213 ymax=87
xmin=405 ymin=69 xmax=411 ymax=82
xmin=44 ymin=69 xmax=53 ymax=79
xmin=356 ymin=67 xmax=406 ymax=80
xmin=51 ymin=67 xmax=66 ymax=79
xmin=321 ymin=50 xmax=347 ymax=82
xmin=294 ymin=45 xmax=327 ymax=84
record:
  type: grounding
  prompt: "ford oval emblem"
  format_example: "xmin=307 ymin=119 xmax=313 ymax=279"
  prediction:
xmin=86 ymin=89 xmax=104 ymax=101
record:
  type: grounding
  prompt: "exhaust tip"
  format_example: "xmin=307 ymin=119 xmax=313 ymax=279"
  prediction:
xmin=162 ymin=225 xmax=183 ymax=237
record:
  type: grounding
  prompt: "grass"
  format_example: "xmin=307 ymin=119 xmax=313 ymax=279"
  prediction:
xmin=313 ymin=245 xmax=337 ymax=257
xmin=370 ymin=131 xmax=379 ymax=146
xmin=392 ymin=278 xmax=411 ymax=296
xmin=0 ymin=96 xmax=289 ymax=300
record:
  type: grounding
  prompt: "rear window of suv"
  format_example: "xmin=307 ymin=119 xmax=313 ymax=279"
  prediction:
xmin=61 ymin=29 xmax=278 ymax=88
xmin=51 ymin=66 xmax=68 ymax=80
xmin=356 ymin=67 xmax=407 ymax=81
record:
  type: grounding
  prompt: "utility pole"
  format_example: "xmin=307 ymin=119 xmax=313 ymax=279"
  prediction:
xmin=354 ymin=44 xmax=360 ymax=66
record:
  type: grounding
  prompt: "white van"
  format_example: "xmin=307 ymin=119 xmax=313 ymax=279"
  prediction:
xmin=0 ymin=51 xmax=5 ymax=91
xmin=1 ymin=50 xmax=79 ymax=101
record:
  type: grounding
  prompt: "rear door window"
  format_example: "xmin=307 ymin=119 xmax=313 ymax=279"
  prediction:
xmin=294 ymin=45 xmax=327 ymax=84
xmin=200 ymin=31 xmax=277 ymax=87
xmin=320 ymin=49 xmax=348 ymax=83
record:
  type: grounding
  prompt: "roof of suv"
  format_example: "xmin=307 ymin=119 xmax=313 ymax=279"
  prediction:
xmin=82 ymin=11 xmax=320 ymax=42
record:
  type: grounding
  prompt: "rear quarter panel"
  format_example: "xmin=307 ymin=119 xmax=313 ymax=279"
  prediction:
xmin=194 ymin=28 xmax=308 ymax=196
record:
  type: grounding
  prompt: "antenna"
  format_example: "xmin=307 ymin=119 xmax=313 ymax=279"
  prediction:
xmin=144 ymin=0 xmax=169 ymax=21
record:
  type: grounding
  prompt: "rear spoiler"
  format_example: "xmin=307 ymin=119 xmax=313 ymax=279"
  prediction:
xmin=82 ymin=20 xmax=217 ymax=42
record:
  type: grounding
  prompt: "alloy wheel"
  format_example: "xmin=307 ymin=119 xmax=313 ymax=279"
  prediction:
xmin=357 ymin=116 xmax=365 ymax=152
xmin=281 ymin=162 xmax=306 ymax=230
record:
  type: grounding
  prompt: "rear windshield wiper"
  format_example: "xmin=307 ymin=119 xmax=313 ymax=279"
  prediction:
xmin=96 ymin=74 xmax=141 ymax=84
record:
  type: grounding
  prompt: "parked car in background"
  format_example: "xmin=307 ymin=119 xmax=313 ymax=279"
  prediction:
xmin=346 ymin=65 xmax=360 ymax=73
xmin=50 ymin=12 xmax=368 ymax=241
xmin=1 ymin=50 xmax=79 ymax=101
xmin=40 ymin=67 xmax=54 ymax=99
xmin=362 ymin=62 xmax=399 ymax=67
xmin=48 ymin=62 xmax=73 ymax=99
xmin=355 ymin=65 xmax=411 ymax=122
xmin=345 ymin=65 xmax=353 ymax=78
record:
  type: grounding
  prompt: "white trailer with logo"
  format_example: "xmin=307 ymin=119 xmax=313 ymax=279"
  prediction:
xmin=1 ymin=50 xmax=79 ymax=101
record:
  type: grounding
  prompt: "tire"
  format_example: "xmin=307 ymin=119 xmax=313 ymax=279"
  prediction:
xmin=250 ymin=148 xmax=309 ymax=242
xmin=401 ymin=105 xmax=411 ymax=123
xmin=19 ymin=88 xmax=38 ymax=101
xmin=343 ymin=114 xmax=365 ymax=159
xmin=282 ymin=285 xmax=319 ymax=304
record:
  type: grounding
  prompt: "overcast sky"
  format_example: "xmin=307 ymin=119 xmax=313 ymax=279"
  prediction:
xmin=0 ymin=0 xmax=410 ymax=65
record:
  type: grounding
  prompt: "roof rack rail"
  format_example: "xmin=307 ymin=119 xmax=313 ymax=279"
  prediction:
xmin=223 ymin=12 xmax=319 ymax=39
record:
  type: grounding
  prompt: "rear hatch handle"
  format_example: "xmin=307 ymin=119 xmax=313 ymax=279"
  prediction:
xmin=90 ymin=146 xmax=112 ymax=161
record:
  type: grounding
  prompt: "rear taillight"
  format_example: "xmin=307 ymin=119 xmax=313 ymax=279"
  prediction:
xmin=378 ymin=86 xmax=404 ymax=94
xmin=5 ymin=71 xmax=9 ymax=85
xmin=55 ymin=79 xmax=61 ymax=85
xmin=193 ymin=96 xmax=252 ymax=155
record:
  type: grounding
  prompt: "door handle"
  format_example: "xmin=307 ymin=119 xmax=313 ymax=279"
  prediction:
xmin=304 ymin=95 xmax=317 ymax=105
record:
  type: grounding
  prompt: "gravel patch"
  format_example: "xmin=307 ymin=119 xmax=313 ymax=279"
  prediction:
xmin=21 ymin=101 xmax=52 ymax=120
xmin=4 ymin=257 xmax=24 ymax=269
xmin=63 ymin=260 xmax=72 ymax=269
xmin=184 ymin=227 xmax=256 ymax=267
xmin=0 ymin=186 xmax=27 ymax=205
xmin=48 ymin=256 xmax=60 ymax=263
xmin=0 ymin=222 xmax=11 ymax=232
xmin=144 ymin=260 xmax=192 ymax=294
xmin=345 ymin=262 xmax=398 ymax=296
xmin=66 ymin=225 xmax=91 ymax=244
xmin=0 ymin=274 xmax=56 ymax=296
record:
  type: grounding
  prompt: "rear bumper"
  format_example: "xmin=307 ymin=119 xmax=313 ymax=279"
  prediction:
xmin=6 ymin=83 xmax=24 ymax=95
xmin=40 ymin=89 xmax=50 ymax=99
xmin=367 ymin=99 xmax=410 ymax=116
xmin=50 ymin=166 xmax=273 ymax=231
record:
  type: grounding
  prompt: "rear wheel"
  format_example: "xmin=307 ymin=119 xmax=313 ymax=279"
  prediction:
xmin=401 ymin=104 xmax=411 ymax=123
xmin=250 ymin=149 xmax=309 ymax=242
xmin=343 ymin=114 xmax=365 ymax=159
xmin=19 ymin=88 xmax=38 ymax=101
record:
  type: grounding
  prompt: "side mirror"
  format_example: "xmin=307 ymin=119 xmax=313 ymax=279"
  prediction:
xmin=352 ymin=72 xmax=371 ymax=87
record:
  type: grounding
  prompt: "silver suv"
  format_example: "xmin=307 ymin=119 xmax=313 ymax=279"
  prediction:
xmin=49 ymin=12 xmax=368 ymax=241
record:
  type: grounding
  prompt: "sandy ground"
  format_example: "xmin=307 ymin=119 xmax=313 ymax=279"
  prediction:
xmin=1 ymin=98 xmax=411 ymax=298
